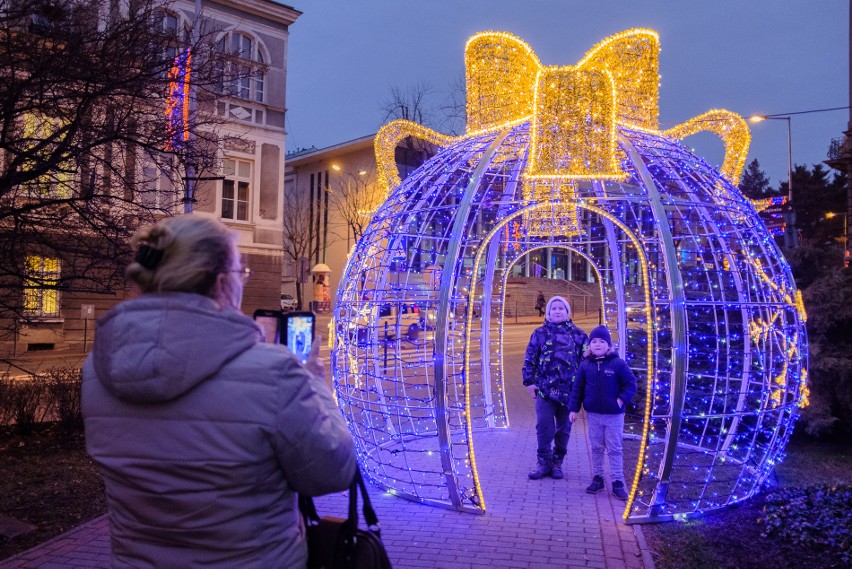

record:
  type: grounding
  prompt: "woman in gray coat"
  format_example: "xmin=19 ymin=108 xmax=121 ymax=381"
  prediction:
xmin=82 ymin=215 xmax=356 ymax=568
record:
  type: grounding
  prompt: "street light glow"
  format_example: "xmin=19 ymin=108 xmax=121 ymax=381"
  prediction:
xmin=748 ymin=115 xmax=766 ymax=123
xmin=331 ymin=164 xmax=341 ymax=171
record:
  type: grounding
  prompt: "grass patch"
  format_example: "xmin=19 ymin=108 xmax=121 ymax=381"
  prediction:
xmin=0 ymin=423 xmax=105 ymax=561
xmin=642 ymin=427 xmax=852 ymax=569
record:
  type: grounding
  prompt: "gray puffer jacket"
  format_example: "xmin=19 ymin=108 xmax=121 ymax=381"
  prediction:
xmin=82 ymin=293 xmax=356 ymax=568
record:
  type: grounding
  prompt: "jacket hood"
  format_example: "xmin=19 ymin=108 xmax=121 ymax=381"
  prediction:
xmin=91 ymin=292 xmax=261 ymax=403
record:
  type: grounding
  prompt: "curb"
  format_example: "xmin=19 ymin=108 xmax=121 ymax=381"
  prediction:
xmin=633 ymin=523 xmax=656 ymax=569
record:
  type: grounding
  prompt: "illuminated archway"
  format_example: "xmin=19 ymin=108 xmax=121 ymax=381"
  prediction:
xmin=331 ymin=30 xmax=807 ymax=523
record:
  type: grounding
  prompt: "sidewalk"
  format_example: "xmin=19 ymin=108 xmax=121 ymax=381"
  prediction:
xmin=1 ymin=313 xmax=650 ymax=569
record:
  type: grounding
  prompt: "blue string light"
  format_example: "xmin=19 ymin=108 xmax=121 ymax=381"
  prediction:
xmin=331 ymin=121 xmax=808 ymax=522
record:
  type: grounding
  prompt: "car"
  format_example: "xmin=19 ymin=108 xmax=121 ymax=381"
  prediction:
xmin=348 ymin=302 xmax=436 ymax=345
xmin=280 ymin=293 xmax=298 ymax=311
xmin=376 ymin=303 xmax=422 ymax=341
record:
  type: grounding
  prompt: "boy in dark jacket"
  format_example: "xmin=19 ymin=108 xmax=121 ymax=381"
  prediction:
xmin=522 ymin=296 xmax=588 ymax=480
xmin=569 ymin=325 xmax=637 ymax=500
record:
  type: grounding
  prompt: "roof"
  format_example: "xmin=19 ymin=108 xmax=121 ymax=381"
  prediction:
xmin=285 ymin=134 xmax=376 ymax=166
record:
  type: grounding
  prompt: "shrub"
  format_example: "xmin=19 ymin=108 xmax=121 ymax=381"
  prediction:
xmin=43 ymin=368 xmax=84 ymax=434
xmin=759 ymin=484 xmax=852 ymax=567
xmin=0 ymin=374 xmax=13 ymax=426
xmin=0 ymin=367 xmax=83 ymax=435
xmin=6 ymin=376 xmax=48 ymax=434
xmin=799 ymin=269 xmax=852 ymax=435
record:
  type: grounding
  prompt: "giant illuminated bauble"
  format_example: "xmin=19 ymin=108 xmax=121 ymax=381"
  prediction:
xmin=330 ymin=29 xmax=807 ymax=523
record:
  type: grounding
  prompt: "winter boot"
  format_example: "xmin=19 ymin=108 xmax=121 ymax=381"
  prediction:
xmin=528 ymin=455 xmax=552 ymax=480
xmin=612 ymin=480 xmax=628 ymax=500
xmin=550 ymin=455 xmax=565 ymax=479
xmin=586 ymin=475 xmax=605 ymax=493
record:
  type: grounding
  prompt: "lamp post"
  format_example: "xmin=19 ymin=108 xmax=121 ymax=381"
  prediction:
xmin=748 ymin=106 xmax=850 ymax=248
xmin=750 ymin=114 xmax=796 ymax=247
xmin=749 ymin=115 xmax=793 ymax=201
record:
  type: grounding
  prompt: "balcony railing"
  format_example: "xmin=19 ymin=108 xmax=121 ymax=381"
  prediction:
xmin=828 ymin=136 xmax=847 ymax=161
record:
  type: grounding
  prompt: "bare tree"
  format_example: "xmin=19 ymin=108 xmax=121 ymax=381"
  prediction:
xmin=378 ymin=81 xmax=448 ymax=184
xmin=380 ymin=75 xmax=467 ymax=136
xmin=281 ymin=189 xmax=320 ymax=310
xmin=329 ymin=168 xmax=385 ymax=251
xmin=437 ymin=71 xmax=467 ymax=136
xmin=0 ymin=0 xmax=230 ymax=335
xmin=379 ymin=81 xmax=435 ymax=126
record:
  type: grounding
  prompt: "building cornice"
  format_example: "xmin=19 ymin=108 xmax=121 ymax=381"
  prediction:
xmin=286 ymin=135 xmax=376 ymax=166
xmin=202 ymin=0 xmax=301 ymax=27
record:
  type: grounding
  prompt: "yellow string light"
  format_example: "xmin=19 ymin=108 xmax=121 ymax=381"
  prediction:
xmin=463 ymin=202 xmax=656 ymax=521
xmin=798 ymin=369 xmax=810 ymax=408
xmin=375 ymin=28 xmax=751 ymax=199
xmin=521 ymin=180 xmax=581 ymax=237
xmin=526 ymin=67 xmax=624 ymax=179
xmin=465 ymin=31 xmax=541 ymax=132
xmin=751 ymin=196 xmax=778 ymax=213
xmin=374 ymin=120 xmax=457 ymax=198
xmin=663 ymin=109 xmax=751 ymax=185
xmin=575 ymin=28 xmax=660 ymax=131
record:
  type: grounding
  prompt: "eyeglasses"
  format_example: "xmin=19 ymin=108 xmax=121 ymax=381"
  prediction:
xmin=230 ymin=267 xmax=253 ymax=283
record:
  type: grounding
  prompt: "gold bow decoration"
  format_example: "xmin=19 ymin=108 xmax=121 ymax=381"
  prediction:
xmin=376 ymin=29 xmax=752 ymax=200
xmin=663 ymin=109 xmax=751 ymax=186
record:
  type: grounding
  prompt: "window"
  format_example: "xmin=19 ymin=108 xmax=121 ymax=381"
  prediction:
xmin=141 ymin=161 xmax=177 ymax=212
xmin=152 ymin=10 xmax=190 ymax=75
xmin=221 ymin=158 xmax=251 ymax=221
xmin=22 ymin=113 xmax=74 ymax=199
xmin=24 ymin=256 xmax=61 ymax=318
xmin=217 ymin=31 xmax=267 ymax=103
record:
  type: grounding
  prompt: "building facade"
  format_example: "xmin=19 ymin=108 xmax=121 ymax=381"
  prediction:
xmin=0 ymin=0 xmax=300 ymax=357
xmin=284 ymin=135 xmax=434 ymax=311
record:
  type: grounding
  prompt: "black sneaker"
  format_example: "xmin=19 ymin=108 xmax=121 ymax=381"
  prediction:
xmin=586 ymin=475 xmax=604 ymax=493
xmin=612 ymin=480 xmax=628 ymax=500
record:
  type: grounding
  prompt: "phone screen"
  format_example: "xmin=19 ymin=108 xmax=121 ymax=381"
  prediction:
xmin=255 ymin=315 xmax=280 ymax=344
xmin=285 ymin=314 xmax=314 ymax=364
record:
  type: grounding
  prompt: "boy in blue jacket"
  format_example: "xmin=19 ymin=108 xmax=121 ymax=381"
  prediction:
xmin=569 ymin=325 xmax=637 ymax=500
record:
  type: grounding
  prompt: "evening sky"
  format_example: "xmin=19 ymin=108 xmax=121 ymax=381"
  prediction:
xmin=285 ymin=0 xmax=848 ymax=188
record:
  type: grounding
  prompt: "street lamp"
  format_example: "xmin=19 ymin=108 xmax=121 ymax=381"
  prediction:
xmin=749 ymin=114 xmax=793 ymax=201
xmin=750 ymin=113 xmax=796 ymax=247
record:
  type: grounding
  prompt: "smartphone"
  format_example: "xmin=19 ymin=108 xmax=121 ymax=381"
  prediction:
xmin=252 ymin=309 xmax=282 ymax=344
xmin=283 ymin=311 xmax=315 ymax=365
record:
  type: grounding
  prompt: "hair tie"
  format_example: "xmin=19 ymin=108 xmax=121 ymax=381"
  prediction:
xmin=135 ymin=244 xmax=164 ymax=270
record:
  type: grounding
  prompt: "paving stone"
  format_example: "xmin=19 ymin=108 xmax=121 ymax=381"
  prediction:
xmin=0 ymin=515 xmax=37 ymax=540
xmin=0 ymin=322 xmax=653 ymax=568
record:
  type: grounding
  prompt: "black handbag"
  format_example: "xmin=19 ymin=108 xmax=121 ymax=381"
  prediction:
xmin=299 ymin=468 xmax=392 ymax=569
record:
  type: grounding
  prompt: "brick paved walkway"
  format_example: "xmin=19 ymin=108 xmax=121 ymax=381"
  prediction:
xmin=1 ymin=319 xmax=653 ymax=569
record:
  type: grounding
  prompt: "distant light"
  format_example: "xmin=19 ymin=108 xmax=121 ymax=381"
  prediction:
xmin=331 ymin=164 xmax=341 ymax=171
xmin=748 ymin=115 xmax=766 ymax=123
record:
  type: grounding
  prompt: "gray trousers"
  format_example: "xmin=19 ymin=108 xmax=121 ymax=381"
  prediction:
xmin=586 ymin=412 xmax=626 ymax=482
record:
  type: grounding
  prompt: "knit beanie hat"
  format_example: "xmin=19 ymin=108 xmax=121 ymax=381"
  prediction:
xmin=589 ymin=325 xmax=612 ymax=346
xmin=545 ymin=295 xmax=571 ymax=320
